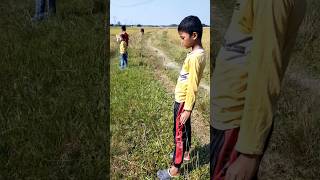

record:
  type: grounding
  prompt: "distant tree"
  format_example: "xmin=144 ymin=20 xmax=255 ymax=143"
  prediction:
xmin=137 ymin=24 xmax=142 ymax=27
xmin=117 ymin=21 xmax=121 ymax=26
xmin=169 ymin=24 xmax=178 ymax=27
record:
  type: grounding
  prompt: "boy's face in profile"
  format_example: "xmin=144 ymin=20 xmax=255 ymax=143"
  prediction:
xmin=178 ymin=31 xmax=196 ymax=49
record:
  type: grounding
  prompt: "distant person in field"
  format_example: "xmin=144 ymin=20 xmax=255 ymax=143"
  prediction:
xmin=119 ymin=34 xmax=128 ymax=70
xmin=140 ymin=28 xmax=144 ymax=35
xmin=32 ymin=0 xmax=56 ymax=21
xmin=120 ymin=25 xmax=129 ymax=47
xmin=157 ymin=15 xmax=206 ymax=179
xmin=210 ymin=0 xmax=306 ymax=179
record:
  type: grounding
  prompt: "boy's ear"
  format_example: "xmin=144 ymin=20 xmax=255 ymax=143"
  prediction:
xmin=192 ymin=32 xmax=198 ymax=40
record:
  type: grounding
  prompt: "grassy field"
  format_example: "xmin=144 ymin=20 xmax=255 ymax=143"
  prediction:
xmin=0 ymin=0 xmax=107 ymax=178
xmin=150 ymin=27 xmax=210 ymax=84
xmin=110 ymin=28 xmax=210 ymax=178
xmin=146 ymin=27 xmax=210 ymax=118
xmin=291 ymin=0 xmax=320 ymax=75
xmin=212 ymin=0 xmax=320 ymax=179
xmin=111 ymin=27 xmax=210 ymax=118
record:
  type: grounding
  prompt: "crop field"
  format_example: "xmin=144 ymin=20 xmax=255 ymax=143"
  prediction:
xmin=110 ymin=27 xmax=210 ymax=179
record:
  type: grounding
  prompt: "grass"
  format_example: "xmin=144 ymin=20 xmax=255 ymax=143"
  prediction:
xmin=150 ymin=28 xmax=211 ymax=85
xmin=291 ymin=0 xmax=320 ymax=74
xmin=110 ymin=29 xmax=209 ymax=179
xmin=0 ymin=0 xmax=107 ymax=178
xmin=145 ymin=28 xmax=210 ymax=119
xmin=264 ymin=1 xmax=320 ymax=178
xmin=269 ymin=78 xmax=320 ymax=178
xmin=111 ymin=27 xmax=210 ymax=121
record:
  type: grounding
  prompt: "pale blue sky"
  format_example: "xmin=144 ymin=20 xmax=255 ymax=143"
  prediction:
xmin=110 ymin=0 xmax=210 ymax=26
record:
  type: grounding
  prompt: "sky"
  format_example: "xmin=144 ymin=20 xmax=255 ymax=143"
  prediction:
xmin=110 ymin=0 xmax=210 ymax=26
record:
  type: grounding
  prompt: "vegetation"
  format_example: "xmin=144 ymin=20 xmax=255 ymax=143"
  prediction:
xmin=0 ymin=0 xmax=107 ymax=178
xmin=110 ymin=27 xmax=210 ymax=178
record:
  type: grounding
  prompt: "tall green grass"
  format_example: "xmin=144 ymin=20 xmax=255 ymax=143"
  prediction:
xmin=110 ymin=31 xmax=209 ymax=179
xmin=0 ymin=0 xmax=107 ymax=178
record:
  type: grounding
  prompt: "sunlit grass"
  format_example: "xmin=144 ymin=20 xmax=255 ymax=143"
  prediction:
xmin=110 ymin=29 xmax=209 ymax=179
xmin=0 ymin=0 xmax=107 ymax=178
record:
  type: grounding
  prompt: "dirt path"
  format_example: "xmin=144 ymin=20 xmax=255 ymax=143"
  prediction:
xmin=147 ymin=38 xmax=210 ymax=92
xmin=146 ymin=37 xmax=210 ymax=145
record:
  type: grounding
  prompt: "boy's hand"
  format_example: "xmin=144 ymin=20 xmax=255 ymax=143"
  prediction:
xmin=225 ymin=154 xmax=261 ymax=180
xmin=180 ymin=110 xmax=191 ymax=124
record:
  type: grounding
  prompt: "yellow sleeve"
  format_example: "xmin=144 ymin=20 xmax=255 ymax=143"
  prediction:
xmin=238 ymin=0 xmax=254 ymax=33
xmin=184 ymin=56 xmax=205 ymax=111
xmin=236 ymin=0 xmax=295 ymax=154
xmin=119 ymin=41 xmax=127 ymax=54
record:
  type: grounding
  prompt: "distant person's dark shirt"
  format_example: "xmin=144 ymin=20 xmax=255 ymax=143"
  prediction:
xmin=121 ymin=32 xmax=129 ymax=46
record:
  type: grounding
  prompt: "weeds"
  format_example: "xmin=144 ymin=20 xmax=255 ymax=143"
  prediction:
xmin=110 ymin=28 xmax=209 ymax=178
xmin=0 ymin=0 xmax=107 ymax=178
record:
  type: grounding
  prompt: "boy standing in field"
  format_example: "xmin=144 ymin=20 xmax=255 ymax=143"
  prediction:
xmin=119 ymin=34 xmax=128 ymax=69
xmin=157 ymin=15 xmax=206 ymax=179
xmin=119 ymin=25 xmax=129 ymax=69
xmin=121 ymin=25 xmax=129 ymax=47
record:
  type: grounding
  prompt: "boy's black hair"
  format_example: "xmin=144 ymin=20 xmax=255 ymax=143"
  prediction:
xmin=178 ymin=15 xmax=203 ymax=39
xmin=121 ymin=25 xmax=126 ymax=31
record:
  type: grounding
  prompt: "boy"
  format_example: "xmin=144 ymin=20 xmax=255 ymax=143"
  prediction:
xmin=121 ymin=25 xmax=129 ymax=47
xmin=119 ymin=34 xmax=128 ymax=69
xmin=210 ymin=0 xmax=306 ymax=179
xmin=157 ymin=15 xmax=206 ymax=179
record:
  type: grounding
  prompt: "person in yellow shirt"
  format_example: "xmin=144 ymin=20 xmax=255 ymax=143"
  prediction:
xmin=119 ymin=34 xmax=128 ymax=70
xmin=210 ymin=0 xmax=306 ymax=179
xmin=157 ymin=15 xmax=206 ymax=179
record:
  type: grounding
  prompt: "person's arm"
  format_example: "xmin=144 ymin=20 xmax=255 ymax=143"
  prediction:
xmin=126 ymin=33 xmax=129 ymax=46
xmin=225 ymin=1 xmax=295 ymax=179
xmin=184 ymin=56 xmax=204 ymax=111
xmin=226 ymin=0 xmax=307 ymax=179
xmin=120 ymin=41 xmax=125 ymax=54
xmin=235 ymin=0 xmax=293 ymax=155
xmin=180 ymin=55 xmax=204 ymax=124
